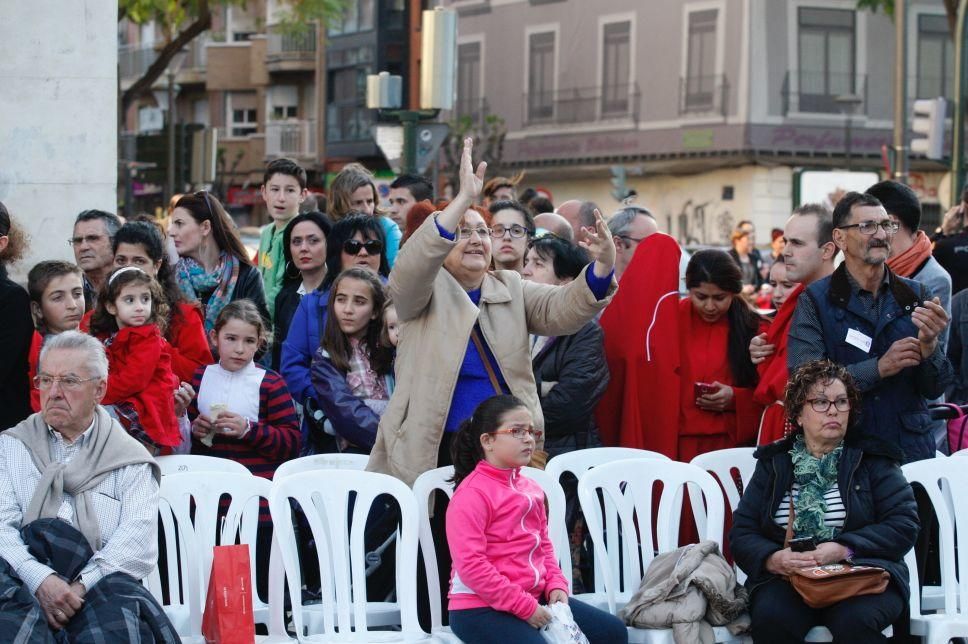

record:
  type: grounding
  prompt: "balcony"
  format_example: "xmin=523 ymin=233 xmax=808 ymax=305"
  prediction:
xmin=782 ymin=71 xmax=868 ymax=115
xmin=119 ymin=44 xmax=156 ymax=87
xmin=522 ymin=84 xmax=640 ymax=128
xmin=266 ymin=24 xmax=317 ymax=73
xmin=679 ymin=75 xmax=729 ymax=116
xmin=266 ymin=119 xmax=317 ymax=159
xmin=326 ymin=103 xmax=373 ymax=143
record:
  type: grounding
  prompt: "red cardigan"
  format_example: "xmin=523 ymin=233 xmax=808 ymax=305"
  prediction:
xmin=82 ymin=302 xmax=213 ymax=383
xmin=27 ymin=331 xmax=42 ymax=413
xmin=100 ymin=324 xmax=181 ymax=447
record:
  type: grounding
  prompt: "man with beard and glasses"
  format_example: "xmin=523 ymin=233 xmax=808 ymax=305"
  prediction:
xmin=788 ymin=192 xmax=953 ymax=464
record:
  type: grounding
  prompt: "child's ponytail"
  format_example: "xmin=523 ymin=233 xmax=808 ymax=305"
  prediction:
xmin=448 ymin=394 xmax=529 ymax=488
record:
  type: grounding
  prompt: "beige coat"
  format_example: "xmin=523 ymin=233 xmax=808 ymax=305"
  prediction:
xmin=367 ymin=214 xmax=616 ymax=485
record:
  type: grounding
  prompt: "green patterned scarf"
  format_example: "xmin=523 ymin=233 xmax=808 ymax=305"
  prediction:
xmin=790 ymin=435 xmax=843 ymax=541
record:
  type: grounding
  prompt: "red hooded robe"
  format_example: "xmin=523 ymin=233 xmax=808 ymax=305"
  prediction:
xmin=752 ymin=284 xmax=805 ymax=444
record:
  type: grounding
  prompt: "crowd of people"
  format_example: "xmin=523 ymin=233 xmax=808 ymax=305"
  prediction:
xmin=0 ymin=136 xmax=967 ymax=642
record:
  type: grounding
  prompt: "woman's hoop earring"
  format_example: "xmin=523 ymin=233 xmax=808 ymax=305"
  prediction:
xmin=284 ymin=260 xmax=301 ymax=280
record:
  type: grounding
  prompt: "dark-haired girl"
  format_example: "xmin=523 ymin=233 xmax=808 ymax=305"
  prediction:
xmin=309 ymin=268 xmax=393 ymax=453
xmin=90 ymin=267 xmax=180 ymax=450
xmin=446 ymin=395 xmax=627 ymax=644
xmin=93 ymin=220 xmax=213 ymax=382
xmin=677 ymin=249 xmax=765 ymax=461
xmin=271 ymin=211 xmax=332 ymax=370
xmin=168 ymin=191 xmax=269 ymax=338
xmin=281 ymin=214 xmax=389 ymax=453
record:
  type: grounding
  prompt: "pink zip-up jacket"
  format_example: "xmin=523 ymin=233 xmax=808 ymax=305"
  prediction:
xmin=446 ymin=460 xmax=570 ymax=620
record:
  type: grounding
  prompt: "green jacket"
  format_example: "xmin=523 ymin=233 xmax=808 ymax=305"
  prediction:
xmin=258 ymin=222 xmax=288 ymax=321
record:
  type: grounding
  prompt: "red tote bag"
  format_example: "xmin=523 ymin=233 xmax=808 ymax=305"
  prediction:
xmin=201 ymin=544 xmax=256 ymax=644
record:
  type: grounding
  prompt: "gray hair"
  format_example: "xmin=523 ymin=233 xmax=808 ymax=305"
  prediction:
xmin=608 ymin=205 xmax=654 ymax=237
xmin=74 ymin=209 xmax=122 ymax=240
xmin=39 ymin=331 xmax=109 ymax=380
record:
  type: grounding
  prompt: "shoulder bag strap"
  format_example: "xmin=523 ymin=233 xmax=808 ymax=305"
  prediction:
xmin=470 ymin=326 xmax=504 ymax=395
xmin=783 ymin=488 xmax=795 ymax=548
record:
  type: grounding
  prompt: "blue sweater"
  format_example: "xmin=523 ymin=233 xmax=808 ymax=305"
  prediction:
xmin=436 ymin=218 xmax=613 ymax=431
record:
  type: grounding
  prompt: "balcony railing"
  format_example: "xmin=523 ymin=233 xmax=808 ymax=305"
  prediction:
xmin=326 ymin=103 xmax=374 ymax=143
xmin=522 ymin=84 xmax=640 ymax=127
xmin=119 ymin=44 xmax=156 ymax=81
xmin=267 ymin=24 xmax=317 ymax=60
xmin=679 ymin=74 xmax=729 ymax=116
xmin=266 ymin=119 xmax=317 ymax=158
xmin=782 ymin=71 xmax=867 ymax=115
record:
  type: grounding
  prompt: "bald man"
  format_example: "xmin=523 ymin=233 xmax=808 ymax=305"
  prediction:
xmin=556 ymin=200 xmax=599 ymax=243
xmin=534 ymin=213 xmax=574 ymax=241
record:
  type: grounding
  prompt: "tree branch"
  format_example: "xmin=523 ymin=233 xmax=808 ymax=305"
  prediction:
xmin=120 ymin=3 xmax=211 ymax=114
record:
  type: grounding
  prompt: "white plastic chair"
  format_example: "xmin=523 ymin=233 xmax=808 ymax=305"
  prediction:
xmin=546 ymin=448 xmax=670 ymax=608
xmin=269 ymin=470 xmax=430 ymax=642
xmin=411 ymin=465 xmax=570 ymax=642
xmin=577 ymin=458 xmax=740 ymax=643
xmin=274 ymin=453 xmax=370 ymax=479
xmin=156 ymin=454 xmax=250 ymax=476
xmin=902 ymin=457 xmax=968 ymax=643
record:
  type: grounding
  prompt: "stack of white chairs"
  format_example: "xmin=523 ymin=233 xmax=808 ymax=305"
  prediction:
xmin=902 ymin=457 xmax=968 ymax=643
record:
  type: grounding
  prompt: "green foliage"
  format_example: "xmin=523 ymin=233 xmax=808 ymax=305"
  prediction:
xmin=442 ymin=108 xmax=508 ymax=193
xmin=856 ymin=0 xmax=894 ymax=17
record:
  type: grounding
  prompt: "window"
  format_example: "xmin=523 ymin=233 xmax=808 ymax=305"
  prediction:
xmin=601 ymin=21 xmax=631 ymax=115
xmin=685 ymin=9 xmax=718 ymax=111
xmin=328 ymin=0 xmax=375 ymax=36
xmin=527 ymin=31 xmax=556 ymax=122
xmin=457 ymin=42 xmax=482 ymax=119
xmin=327 ymin=67 xmax=372 ymax=142
xmin=193 ymin=99 xmax=209 ymax=127
xmin=270 ymin=86 xmax=299 ymax=120
xmin=226 ymin=92 xmax=258 ymax=137
xmin=918 ymin=14 xmax=952 ymax=99
xmin=797 ymin=7 xmax=856 ymax=113
xmin=227 ymin=4 xmax=258 ymax=42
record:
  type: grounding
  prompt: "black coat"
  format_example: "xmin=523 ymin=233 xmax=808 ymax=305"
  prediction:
xmin=233 ymin=262 xmax=270 ymax=324
xmin=0 ymin=266 xmax=34 ymax=430
xmin=729 ymin=434 xmax=919 ymax=600
xmin=531 ymin=320 xmax=609 ymax=441
xmin=272 ymin=282 xmax=302 ymax=371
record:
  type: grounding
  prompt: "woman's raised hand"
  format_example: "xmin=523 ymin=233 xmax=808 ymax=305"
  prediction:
xmin=580 ymin=209 xmax=617 ymax=278
xmin=457 ymin=137 xmax=487 ymax=203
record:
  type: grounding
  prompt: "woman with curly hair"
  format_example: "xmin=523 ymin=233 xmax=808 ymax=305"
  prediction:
xmin=731 ymin=359 xmax=919 ymax=643
xmin=0 ymin=201 xmax=33 ymax=429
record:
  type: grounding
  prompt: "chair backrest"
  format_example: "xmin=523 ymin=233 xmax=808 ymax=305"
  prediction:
xmin=577 ymin=458 xmax=726 ymax=613
xmin=546 ymin=448 xmax=669 ymax=596
xmin=161 ymin=472 xmax=271 ymax=605
xmin=270 ymin=470 xmax=422 ymax=640
xmin=545 ymin=447 xmax=670 ymax=482
xmin=156 ymin=454 xmax=250 ymax=476
xmin=521 ymin=466 xmax=572 ymax=591
xmin=274 ymin=453 xmax=370 ymax=479
xmin=902 ymin=458 xmax=963 ymax=618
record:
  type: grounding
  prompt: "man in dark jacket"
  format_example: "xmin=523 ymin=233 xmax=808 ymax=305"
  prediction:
xmin=788 ymin=192 xmax=953 ymax=463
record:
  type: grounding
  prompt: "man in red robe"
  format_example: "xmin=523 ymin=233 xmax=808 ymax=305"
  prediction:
xmin=751 ymin=204 xmax=837 ymax=444
xmin=597 ymin=232 xmax=682 ymax=454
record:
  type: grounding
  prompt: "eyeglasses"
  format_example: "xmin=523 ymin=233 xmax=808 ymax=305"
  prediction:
xmin=488 ymin=424 xmax=543 ymax=441
xmin=342 ymin=239 xmax=383 ymax=256
xmin=617 ymin=234 xmax=645 ymax=247
xmin=33 ymin=374 xmax=99 ymax=391
xmin=490 ymin=224 xmax=529 ymax=239
xmin=805 ymin=397 xmax=851 ymax=413
xmin=458 ymin=226 xmax=492 ymax=240
xmin=67 ymin=234 xmax=106 ymax=247
xmin=837 ymin=220 xmax=899 ymax=236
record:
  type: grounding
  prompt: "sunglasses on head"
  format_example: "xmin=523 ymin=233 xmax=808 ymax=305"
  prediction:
xmin=343 ymin=238 xmax=383 ymax=256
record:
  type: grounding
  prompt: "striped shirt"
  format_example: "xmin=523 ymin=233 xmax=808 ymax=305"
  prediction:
xmin=0 ymin=418 xmax=159 ymax=593
xmin=774 ymin=483 xmax=846 ymax=530
xmin=189 ymin=366 xmax=300 ymax=521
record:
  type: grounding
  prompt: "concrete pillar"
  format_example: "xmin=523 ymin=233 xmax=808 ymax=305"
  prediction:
xmin=0 ymin=0 xmax=118 ymax=279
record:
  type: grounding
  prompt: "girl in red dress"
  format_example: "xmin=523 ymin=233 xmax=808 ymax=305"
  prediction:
xmin=89 ymin=267 xmax=181 ymax=451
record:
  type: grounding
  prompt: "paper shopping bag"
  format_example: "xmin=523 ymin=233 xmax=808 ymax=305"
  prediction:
xmin=201 ymin=544 xmax=256 ymax=644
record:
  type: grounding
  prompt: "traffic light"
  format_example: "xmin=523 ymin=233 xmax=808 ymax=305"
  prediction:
xmin=910 ymin=98 xmax=947 ymax=160
xmin=610 ymin=166 xmax=629 ymax=202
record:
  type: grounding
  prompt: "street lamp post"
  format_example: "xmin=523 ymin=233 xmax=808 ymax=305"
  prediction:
xmin=835 ymin=94 xmax=864 ymax=171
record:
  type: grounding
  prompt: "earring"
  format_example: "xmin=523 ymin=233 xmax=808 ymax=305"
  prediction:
xmin=783 ymin=417 xmax=795 ymax=438
xmin=284 ymin=260 xmax=300 ymax=280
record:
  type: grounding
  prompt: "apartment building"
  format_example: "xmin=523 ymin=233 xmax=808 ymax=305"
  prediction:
xmin=118 ymin=1 xmax=412 ymax=223
xmin=443 ymin=0 xmax=954 ymax=244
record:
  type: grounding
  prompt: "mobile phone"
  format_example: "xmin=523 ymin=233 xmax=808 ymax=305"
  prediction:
xmin=789 ymin=536 xmax=817 ymax=552
xmin=694 ymin=382 xmax=717 ymax=398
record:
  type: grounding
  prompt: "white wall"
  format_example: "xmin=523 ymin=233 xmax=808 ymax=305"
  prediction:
xmin=0 ymin=0 xmax=118 ymax=280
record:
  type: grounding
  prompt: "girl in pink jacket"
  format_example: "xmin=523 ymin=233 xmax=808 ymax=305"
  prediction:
xmin=445 ymin=395 xmax=627 ymax=644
